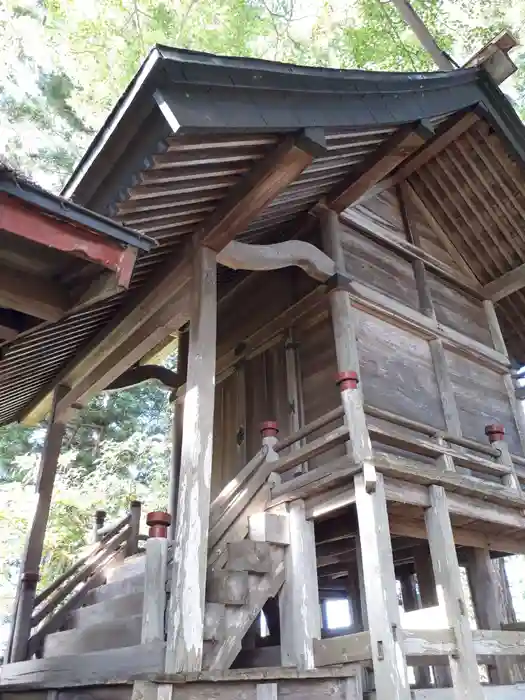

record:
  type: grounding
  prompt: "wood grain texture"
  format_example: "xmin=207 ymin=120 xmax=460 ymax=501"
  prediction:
xmin=354 ymin=473 xmax=410 ymax=700
xmin=279 ymin=500 xmax=320 ymax=670
xmin=217 ymin=240 xmax=334 ymax=282
xmin=166 ymin=246 xmax=217 ymax=673
xmin=424 ymin=486 xmax=484 ymax=700
xmin=141 ymin=538 xmax=168 ymax=645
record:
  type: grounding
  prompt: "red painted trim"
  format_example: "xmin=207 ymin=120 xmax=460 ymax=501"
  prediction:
xmin=336 ymin=371 xmax=359 ymax=391
xmin=485 ymin=423 xmax=505 ymax=443
xmin=260 ymin=420 xmax=279 ymax=438
xmin=0 ymin=194 xmax=135 ymax=285
xmin=146 ymin=511 xmax=171 ymax=538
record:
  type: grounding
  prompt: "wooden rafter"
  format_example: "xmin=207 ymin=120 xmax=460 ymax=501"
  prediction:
xmin=198 ymin=129 xmax=327 ymax=251
xmin=359 ymin=111 xmax=481 ymax=204
xmin=326 ymin=121 xmax=434 ymax=212
xmin=482 ymin=264 xmax=525 ymax=301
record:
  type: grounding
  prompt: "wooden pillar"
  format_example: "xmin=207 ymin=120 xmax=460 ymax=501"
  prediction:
xmin=425 ymin=486 xmax=484 ymax=698
xmin=346 ymin=561 xmax=363 ymax=632
xmin=320 ymin=209 xmax=374 ymax=486
xmin=413 ymin=543 xmax=438 ymax=608
xmin=9 ymin=384 xmax=68 ymax=663
xmin=165 ymin=246 xmax=217 ymax=673
xmin=465 ymin=547 xmax=513 ymax=685
xmin=168 ymin=330 xmax=188 ymax=540
xmin=354 ymin=472 xmax=411 ymax=700
xmin=354 ymin=538 xmax=368 ymax=631
xmin=284 ymin=330 xmax=306 ymax=475
xmin=279 ymin=499 xmax=321 ymax=669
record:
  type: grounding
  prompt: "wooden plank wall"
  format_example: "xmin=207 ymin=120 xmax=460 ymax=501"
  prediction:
xmin=210 ymin=192 xmax=524 ymax=496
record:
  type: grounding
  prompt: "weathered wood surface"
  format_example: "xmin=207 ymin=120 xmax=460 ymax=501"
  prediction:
xmin=0 ymin=643 xmax=166 ymax=689
xmin=217 ymin=240 xmax=335 ymax=282
xmin=279 ymin=500 xmax=320 ymax=670
xmin=354 ymin=473 xmax=410 ymax=700
xmin=44 ymin=615 xmax=142 ymax=657
xmin=141 ymin=538 xmax=168 ymax=645
xmin=410 ymin=687 xmax=525 ymax=700
xmin=425 ymin=485 xmax=484 ymax=700
xmin=166 ymin=245 xmax=217 ymax=673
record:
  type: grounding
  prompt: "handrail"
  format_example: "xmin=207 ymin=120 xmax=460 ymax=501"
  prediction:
xmin=31 ymin=525 xmax=131 ymax=627
xmin=27 ymin=547 xmax=123 ymax=657
xmin=273 ymin=402 xmax=505 ymax=462
xmin=96 ymin=511 xmax=132 ymax=539
xmin=34 ymin=511 xmax=132 ymax=607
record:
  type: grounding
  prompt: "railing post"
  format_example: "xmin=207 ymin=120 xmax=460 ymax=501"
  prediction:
xmin=10 ymin=572 xmax=39 ymax=662
xmin=126 ymin=500 xmax=142 ymax=557
xmin=142 ymin=511 xmax=170 ymax=646
xmin=93 ymin=509 xmax=106 ymax=543
xmin=485 ymin=423 xmax=521 ymax=491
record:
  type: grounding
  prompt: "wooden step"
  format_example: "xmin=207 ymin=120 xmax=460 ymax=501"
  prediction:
xmin=249 ymin=512 xmax=289 ymax=545
xmin=106 ymin=554 xmax=145 ymax=583
xmin=83 ymin=573 xmax=144 ymax=606
xmin=226 ymin=540 xmax=272 ymax=573
xmin=69 ymin=592 xmax=144 ymax=629
xmin=44 ymin=614 xmax=142 ymax=657
xmin=206 ymin=570 xmax=249 ymax=605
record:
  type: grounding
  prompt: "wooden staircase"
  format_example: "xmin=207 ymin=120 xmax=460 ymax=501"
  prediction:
xmin=36 ymin=508 xmax=289 ymax=671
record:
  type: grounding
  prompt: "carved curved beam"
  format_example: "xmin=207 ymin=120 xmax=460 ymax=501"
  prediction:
xmin=106 ymin=365 xmax=182 ymax=392
xmin=217 ymin=239 xmax=335 ymax=282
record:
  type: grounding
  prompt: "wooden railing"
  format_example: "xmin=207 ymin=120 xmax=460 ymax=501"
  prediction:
xmin=8 ymin=501 xmax=141 ymax=662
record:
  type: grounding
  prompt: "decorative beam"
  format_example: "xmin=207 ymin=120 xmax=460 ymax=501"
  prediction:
xmin=0 ymin=262 xmax=69 ymax=322
xmin=359 ymin=111 xmax=480 ymax=203
xmin=482 ymin=263 xmax=525 ymax=302
xmin=0 ymin=193 xmax=138 ymax=275
xmin=198 ymin=129 xmax=327 ymax=252
xmin=216 ymin=239 xmax=335 ymax=282
xmin=106 ymin=365 xmax=183 ymax=392
xmin=326 ymin=121 xmax=433 ymax=213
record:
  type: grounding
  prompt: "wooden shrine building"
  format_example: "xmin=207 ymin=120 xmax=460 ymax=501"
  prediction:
xmin=4 ymin=41 xmax=525 ymax=700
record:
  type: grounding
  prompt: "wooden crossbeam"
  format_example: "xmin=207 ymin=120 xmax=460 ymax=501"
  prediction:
xmin=359 ymin=111 xmax=480 ymax=203
xmin=326 ymin=121 xmax=433 ymax=212
xmin=198 ymin=129 xmax=327 ymax=251
xmin=482 ymin=263 xmax=525 ymax=301
xmin=0 ymin=262 xmax=69 ymax=322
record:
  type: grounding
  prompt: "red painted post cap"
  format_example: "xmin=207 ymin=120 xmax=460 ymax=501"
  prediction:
xmin=336 ymin=371 xmax=359 ymax=391
xmin=146 ymin=511 xmax=171 ymax=538
xmin=485 ymin=424 xmax=505 ymax=443
xmin=260 ymin=421 xmax=279 ymax=438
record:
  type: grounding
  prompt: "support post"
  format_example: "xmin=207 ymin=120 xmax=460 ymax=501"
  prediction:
xmin=165 ymin=245 xmax=217 ymax=673
xmin=346 ymin=562 xmax=363 ymax=632
xmin=127 ymin=500 xmax=142 ymax=557
xmin=168 ymin=330 xmax=188 ymax=540
xmin=279 ymin=499 xmax=320 ymax=669
xmin=425 ymin=485 xmax=484 ymax=699
xmin=9 ymin=384 xmax=68 ymax=663
xmin=92 ymin=509 xmax=106 ymax=543
xmin=354 ymin=472 xmax=411 ymax=700
xmin=465 ymin=547 xmax=513 ymax=685
xmin=284 ymin=330 xmax=306 ymax=475
xmin=320 ymin=208 xmax=374 ymax=483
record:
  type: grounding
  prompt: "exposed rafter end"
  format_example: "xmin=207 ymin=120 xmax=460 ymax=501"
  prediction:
xmin=197 ymin=128 xmax=327 ymax=252
xmin=326 ymin=121 xmax=434 ymax=213
xmin=217 ymin=239 xmax=335 ymax=282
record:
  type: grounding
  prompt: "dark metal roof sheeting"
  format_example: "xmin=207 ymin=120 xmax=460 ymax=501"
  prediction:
xmin=1 ymin=49 xmax=524 ymax=426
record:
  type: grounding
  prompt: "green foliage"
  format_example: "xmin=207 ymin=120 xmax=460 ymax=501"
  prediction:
xmin=1 ymin=0 xmax=525 ymax=655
